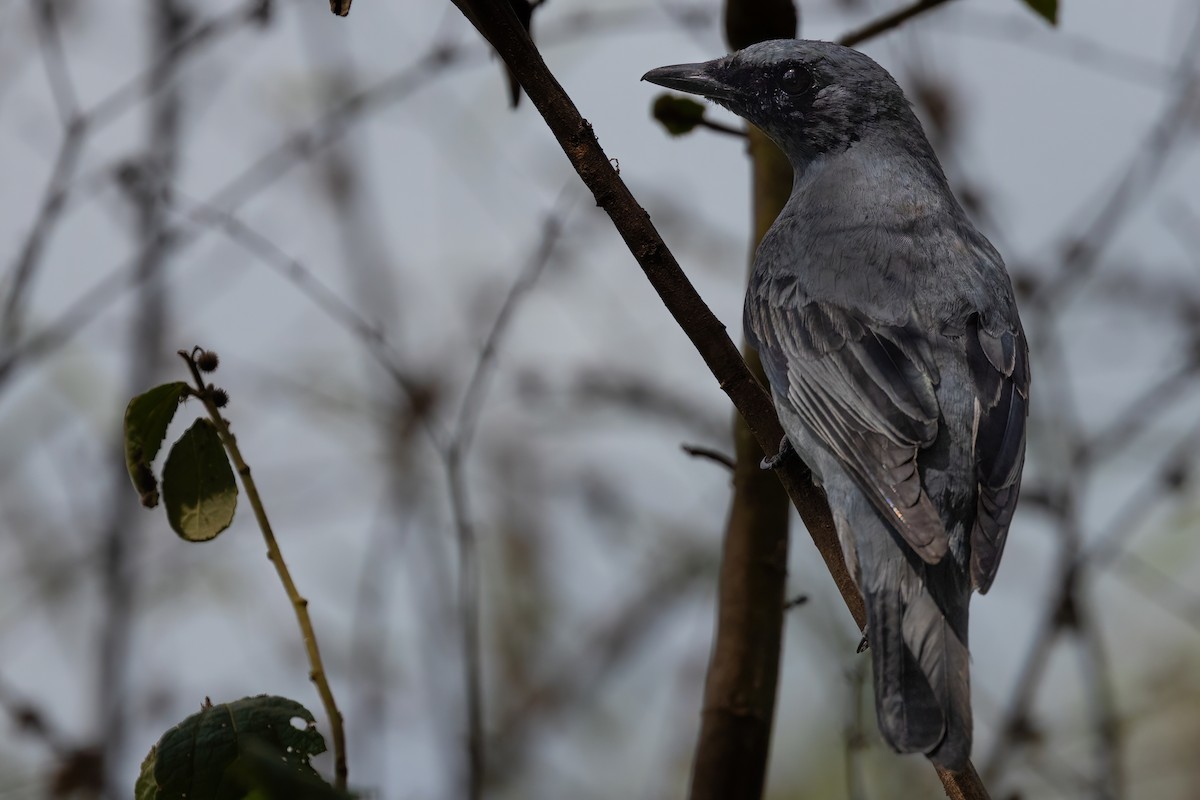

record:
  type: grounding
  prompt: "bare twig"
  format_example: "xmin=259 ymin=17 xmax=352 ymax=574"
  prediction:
xmin=681 ymin=443 xmax=736 ymax=472
xmin=87 ymin=0 xmax=271 ymax=130
xmin=441 ymin=204 xmax=569 ymax=798
xmin=170 ymin=189 xmax=445 ymax=446
xmin=698 ymin=117 xmax=747 ymax=138
xmin=32 ymin=0 xmax=81 ymax=127
xmin=933 ymin=8 xmax=1171 ymax=88
xmin=843 ymin=662 xmax=869 ymax=800
xmin=488 ymin=545 xmax=709 ymax=788
xmin=1 ymin=124 xmax=85 ymax=347
xmin=1076 ymin=367 xmax=1195 ymax=467
xmin=1112 ymin=553 xmax=1200 ymax=635
xmin=1038 ymin=14 xmax=1200 ymax=301
xmin=839 ymin=0 xmax=961 ymax=47
xmin=1073 ymin=594 xmax=1123 ymax=800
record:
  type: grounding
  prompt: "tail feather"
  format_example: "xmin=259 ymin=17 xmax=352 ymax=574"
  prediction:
xmin=865 ymin=566 xmax=972 ymax=771
xmin=866 ymin=592 xmax=944 ymax=753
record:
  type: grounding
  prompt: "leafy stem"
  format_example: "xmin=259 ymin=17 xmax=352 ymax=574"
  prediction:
xmin=176 ymin=348 xmax=348 ymax=791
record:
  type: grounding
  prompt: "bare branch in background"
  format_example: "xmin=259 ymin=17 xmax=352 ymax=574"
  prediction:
xmin=681 ymin=444 xmax=736 ymax=472
xmin=443 ymin=204 xmax=569 ymax=798
xmin=839 ymin=0 xmax=961 ymax=47
xmin=1039 ymin=16 xmax=1200 ymax=301
xmin=32 ymin=0 xmax=81 ymax=127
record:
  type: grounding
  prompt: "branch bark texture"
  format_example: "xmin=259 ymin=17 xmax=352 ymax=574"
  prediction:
xmin=447 ymin=2 xmax=991 ymax=798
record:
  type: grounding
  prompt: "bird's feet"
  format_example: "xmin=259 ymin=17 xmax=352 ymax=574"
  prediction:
xmin=760 ymin=435 xmax=795 ymax=470
xmin=856 ymin=627 xmax=870 ymax=654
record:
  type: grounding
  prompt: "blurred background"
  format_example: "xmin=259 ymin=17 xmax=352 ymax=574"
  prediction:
xmin=2 ymin=0 xmax=1199 ymax=797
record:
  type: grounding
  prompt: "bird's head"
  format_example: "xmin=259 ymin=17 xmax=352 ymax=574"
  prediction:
xmin=643 ymin=40 xmax=917 ymax=164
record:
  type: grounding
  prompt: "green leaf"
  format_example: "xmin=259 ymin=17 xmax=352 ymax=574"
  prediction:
xmin=135 ymin=744 xmax=158 ymax=800
xmin=124 ymin=382 xmax=189 ymax=508
xmin=1021 ymin=0 xmax=1058 ymax=25
xmin=229 ymin=738 xmax=352 ymax=799
xmin=652 ymin=93 xmax=707 ymax=136
xmin=162 ymin=418 xmax=237 ymax=541
xmin=135 ymin=695 xmax=342 ymax=800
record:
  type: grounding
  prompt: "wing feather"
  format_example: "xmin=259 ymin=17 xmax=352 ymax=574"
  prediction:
xmin=967 ymin=319 xmax=1030 ymax=592
xmin=747 ymin=283 xmax=949 ymax=562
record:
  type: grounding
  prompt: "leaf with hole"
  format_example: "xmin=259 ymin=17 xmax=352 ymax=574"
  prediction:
xmin=124 ymin=382 xmax=189 ymax=508
xmin=134 ymin=695 xmax=346 ymax=800
xmin=162 ymin=418 xmax=237 ymax=541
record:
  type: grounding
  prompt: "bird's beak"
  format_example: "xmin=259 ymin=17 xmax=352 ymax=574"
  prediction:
xmin=642 ymin=62 xmax=735 ymax=101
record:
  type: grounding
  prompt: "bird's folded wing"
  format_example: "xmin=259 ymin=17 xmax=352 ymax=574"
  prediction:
xmin=747 ymin=291 xmax=950 ymax=562
xmin=966 ymin=318 xmax=1030 ymax=593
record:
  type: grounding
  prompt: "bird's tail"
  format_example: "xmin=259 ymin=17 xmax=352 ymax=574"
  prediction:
xmin=864 ymin=558 xmax=972 ymax=771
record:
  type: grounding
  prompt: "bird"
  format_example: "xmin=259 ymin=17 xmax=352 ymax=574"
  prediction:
xmin=643 ymin=40 xmax=1029 ymax=770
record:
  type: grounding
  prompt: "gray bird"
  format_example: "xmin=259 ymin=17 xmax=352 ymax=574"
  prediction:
xmin=644 ymin=40 xmax=1029 ymax=770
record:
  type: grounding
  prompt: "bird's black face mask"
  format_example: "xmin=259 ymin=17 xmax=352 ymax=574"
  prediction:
xmin=644 ymin=50 xmax=906 ymax=163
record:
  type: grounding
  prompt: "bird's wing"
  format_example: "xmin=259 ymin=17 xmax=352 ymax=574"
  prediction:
xmin=746 ymin=281 xmax=949 ymax=562
xmin=965 ymin=316 xmax=1030 ymax=593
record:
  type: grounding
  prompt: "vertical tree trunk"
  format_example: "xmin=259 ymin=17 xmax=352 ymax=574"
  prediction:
xmin=686 ymin=4 xmax=801 ymax=800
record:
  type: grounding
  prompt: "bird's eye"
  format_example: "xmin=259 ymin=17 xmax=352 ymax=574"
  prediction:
xmin=780 ymin=67 xmax=813 ymax=96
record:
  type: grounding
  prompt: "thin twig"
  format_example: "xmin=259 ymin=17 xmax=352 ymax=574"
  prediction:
xmin=932 ymin=8 xmax=1171 ymax=88
xmin=1 ymin=0 xmax=273 ymax=355
xmin=1076 ymin=367 xmax=1195 ymax=467
xmin=172 ymin=189 xmax=446 ymax=447
xmin=843 ymin=662 xmax=869 ymax=800
xmin=1072 ymin=594 xmax=1123 ymax=800
xmin=87 ymin=0 xmax=270 ymax=130
xmin=1037 ymin=14 xmax=1200 ymax=301
xmin=681 ymin=443 xmax=736 ymax=472
xmin=1112 ymin=553 xmax=1200 ymax=635
xmin=1087 ymin=418 xmax=1200 ymax=567
xmin=441 ymin=203 xmax=570 ymax=798
xmin=32 ymin=0 xmax=81 ymax=127
xmin=1 ymin=123 xmax=85 ymax=347
xmin=838 ymin=0 xmax=961 ymax=47
xmin=452 ymin=203 xmax=570 ymax=454
xmin=698 ymin=117 xmax=747 ymax=138
xmin=488 ymin=546 xmax=708 ymax=788
xmin=178 ymin=349 xmax=349 ymax=790
xmin=443 ymin=453 xmax=484 ymax=800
